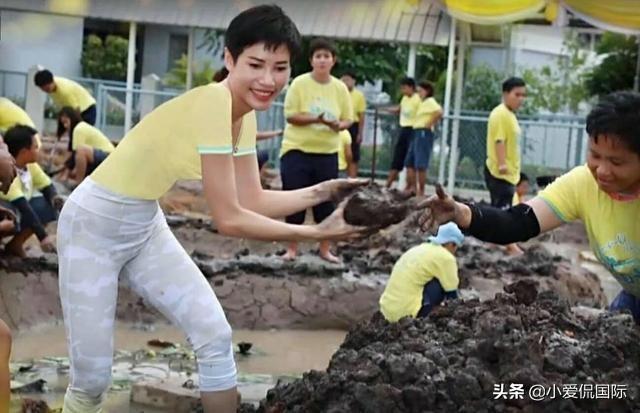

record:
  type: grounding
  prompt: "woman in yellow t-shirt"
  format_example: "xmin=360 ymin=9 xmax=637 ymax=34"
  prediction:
xmin=279 ymin=37 xmax=354 ymax=263
xmin=406 ymin=81 xmax=442 ymax=197
xmin=420 ymin=92 xmax=640 ymax=324
xmin=55 ymin=7 xmax=364 ymax=413
xmin=56 ymin=106 xmax=115 ymax=185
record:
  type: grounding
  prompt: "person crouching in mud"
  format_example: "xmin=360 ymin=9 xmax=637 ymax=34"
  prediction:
xmin=379 ymin=223 xmax=464 ymax=322
xmin=419 ymin=91 xmax=640 ymax=323
xmin=56 ymin=6 xmax=366 ymax=413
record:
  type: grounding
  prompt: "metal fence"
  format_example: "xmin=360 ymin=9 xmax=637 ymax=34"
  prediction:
xmin=0 ymin=70 xmax=28 ymax=106
xmin=93 ymin=85 xmax=587 ymax=189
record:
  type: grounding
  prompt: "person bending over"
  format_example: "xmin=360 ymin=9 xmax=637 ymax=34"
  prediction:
xmin=420 ymin=91 xmax=640 ymax=323
xmin=380 ymin=223 xmax=464 ymax=322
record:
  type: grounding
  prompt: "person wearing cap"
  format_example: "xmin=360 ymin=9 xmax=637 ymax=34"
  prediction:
xmin=379 ymin=222 xmax=464 ymax=322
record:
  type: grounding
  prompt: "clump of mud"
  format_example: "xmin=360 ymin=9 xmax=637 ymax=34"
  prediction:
xmin=343 ymin=185 xmax=413 ymax=229
xmin=250 ymin=281 xmax=640 ymax=412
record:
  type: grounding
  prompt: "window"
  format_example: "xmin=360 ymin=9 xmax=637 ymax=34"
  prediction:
xmin=168 ymin=33 xmax=188 ymax=71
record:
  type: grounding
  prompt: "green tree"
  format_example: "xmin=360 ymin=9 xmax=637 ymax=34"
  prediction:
xmin=585 ymin=32 xmax=638 ymax=97
xmin=81 ymin=34 xmax=128 ymax=80
xmin=462 ymin=63 xmax=504 ymax=111
xmin=164 ymin=55 xmax=216 ymax=89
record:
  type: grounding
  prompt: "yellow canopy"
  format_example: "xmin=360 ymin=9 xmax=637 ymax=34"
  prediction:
xmin=437 ymin=0 xmax=640 ymax=34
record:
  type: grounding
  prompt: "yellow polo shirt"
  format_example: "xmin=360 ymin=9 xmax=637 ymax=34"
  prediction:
xmin=399 ymin=94 xmax=421 ymax=128
xmin=349 ymin=88 xmax=366 ymax=121
xmin=486 ymin=103 xmax=521 ymax=185
xmin=379 ymin=242 xmax=458 ymax=322
xmin=0 ymin=98 xmax=35 ymax=131
xmin=337 ymin=131 xmax=352 ymax=171
xmin=92 ymin=83 xmax=257 ymax=200
xmin=540 ymin=165 xmax=640 ymax=296
xmin=50 ymin=77 xmax=96 ymax=112
xmin=413 ymin=97 xmax=442 ymax=130
xmin=281 ymin=73 xmax=353 ymax=156
xmin=0 ymin=163 xmax=51 ymax=202
xmin=72 ymin=122 xmax=115 ymax=153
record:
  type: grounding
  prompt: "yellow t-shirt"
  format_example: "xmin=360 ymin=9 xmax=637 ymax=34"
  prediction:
xmin=281 ymin=73 xmax=353 ymax=156
xmin=379 ymin=242 xmax=459 ymax=322
xmin=50 ymin=77 xmax=96 ymax=112
xmin=486 ymin=103 xmax=521 ymax=185
xmin=349 ymin=88 xmax=366 ymax=121
xmin=399 ymin=93 xmax=421 ymax=127
xmin=540 ymin=165 xmax=640 ymax=296
xmin=413 ymin=97 xmax=442 ymax=130
xmin=72 ymin=122 xmax=115 ymax=153
xmin=337 ymin=131 xmax=352 ymax=171
xmin=0 ymin=98 xmax=35 ymax=132
xmin=92 ymin=83 xmax=257 ymax=200
xmin=0 ymin=163 xmax=51 ymax=202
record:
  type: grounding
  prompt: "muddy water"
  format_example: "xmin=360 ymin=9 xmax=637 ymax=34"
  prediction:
xmin=11 ymin=323 xmax=346 ymax=412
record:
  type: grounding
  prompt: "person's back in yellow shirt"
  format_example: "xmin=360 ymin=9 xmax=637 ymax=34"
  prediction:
xmin=72 ymin=122 xmax=115 ymax=153
xmin=0 ymin=98 xmax=35 ymax=132
xmin=379 ymin=223 xmax=464 ymax=322
xmin=35 ymin=70 xmax=97 ymax=124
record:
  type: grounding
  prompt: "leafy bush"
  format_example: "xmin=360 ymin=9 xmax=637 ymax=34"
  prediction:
xmin=81 ymin=34 xmax=128 ymax=81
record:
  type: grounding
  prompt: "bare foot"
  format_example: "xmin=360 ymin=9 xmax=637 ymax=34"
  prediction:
xmin=319 ymin=250 xmax=341 ymax=264
xmin=282 ymin=244 xmax=297 ymax=261
xmin=506 ymin=244 xmax=524 ymax=256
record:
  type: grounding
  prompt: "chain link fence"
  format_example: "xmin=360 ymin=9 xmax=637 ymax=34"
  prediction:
xmin=94 ymin=86 xmax=587 ymax=189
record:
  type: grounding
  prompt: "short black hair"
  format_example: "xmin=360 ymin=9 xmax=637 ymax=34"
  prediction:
xmin=4 ymin=125 xmax=37 ymax=158
xmin=34 ymin=69 xmax=54 ymax=87
xmin=400 ymin=77 xmax=416 ymax=88
xmin=518 ymin=172 xmax=529 ymax=184
xmin=418 ymin=81 xmax=434 ymax=97
xmin=212 ymin=67 xmax=229 ymax=82
xmin=586 ymin=91 xmax=640 ymax=156
xmin=341 ymin=71 xmax=357 ymax=82
xmin=225 ymin=5 xmax=301 ymax=62
xmin=502 ymin=77 xmax=526 ymax=92
xmin=309 ymin=37 xmax=336 ymax=59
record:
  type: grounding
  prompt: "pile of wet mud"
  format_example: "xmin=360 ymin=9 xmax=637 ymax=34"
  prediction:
xmin=343 ymin=185 xmax=413 ymax=229
xmin=248 ymin=280 xmax=639 ymax=413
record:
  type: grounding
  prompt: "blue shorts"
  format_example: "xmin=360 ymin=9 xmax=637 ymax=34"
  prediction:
xmin=416 ymin=278 xmax=458 ymax=317
xmin=405 ymin=128 xmax=434 ymax=170
xmin=257 ymin=149 xmax=270 ymax=170
xmin=609 ymin=290 xmax=640 ymax=324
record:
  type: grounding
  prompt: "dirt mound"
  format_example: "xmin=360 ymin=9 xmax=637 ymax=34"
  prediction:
xmin=251 ymin=281 xmax=639 ymax=413
xmin=344 ymin=185 xmax=413 ymax=229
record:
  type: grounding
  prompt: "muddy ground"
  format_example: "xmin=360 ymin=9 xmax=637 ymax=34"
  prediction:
xmin=248 ymin=281 xmax=638 ymax=413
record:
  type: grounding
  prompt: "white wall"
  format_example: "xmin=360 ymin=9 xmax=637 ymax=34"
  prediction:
xmin=0 ymin=10 xmax=84 ymax=99
xmin=141 ymin=24 xmax=223 ymax=80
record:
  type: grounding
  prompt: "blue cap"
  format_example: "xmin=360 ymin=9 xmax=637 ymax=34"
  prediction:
xmin=428 ymin=222 xmax=464 ymax=247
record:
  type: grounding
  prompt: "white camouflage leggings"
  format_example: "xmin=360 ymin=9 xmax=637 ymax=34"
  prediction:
xmin=57 ymin=179 xmax=236 ymax=412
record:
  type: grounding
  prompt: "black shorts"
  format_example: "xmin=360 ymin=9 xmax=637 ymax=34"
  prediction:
xmin=280 ymin=150 xmax=338 ymax=224
xmin=391 ymin=127 xmax=415 ymax=171
xmin=0 ymin=197 xmax=56 ymax=234
xmin=348 ymin=124 xmax=360 ymax=163
xmin=484 ymin=165 xmax=515 ymax=209
xmin=81 ymin=105 xmax=97 ymax=126
xmin=257 ymin=149 xmax=270 ymax=170
xmin=66 ymin=148 xmax=109 ymax=175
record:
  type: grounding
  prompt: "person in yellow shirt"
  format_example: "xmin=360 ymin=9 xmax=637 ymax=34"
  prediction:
xmin=337 ymin=130 xmax=353 ymax=178
xmin=56 ymin=7 xmax=365 ymax=413
xmin=406 ymin=81 xmax=442 ymax=197
xmin=380 ymin=222 xmax=463 ymax=322
xmin=485 ymin=77 xmax=526 ymax=210
xmin=384 ymin=77 xmax=421 ymax=189
xmin=0 ymin=125 xmax=62 ymax=257
xmin=0 ymin=97 xmax=35 ymax=132
xmin=340 ymin=72 xmax=366 ymax=178
xmin=279 ymin=37 xmax=354 ymax=263
xmin=34 ymin=69 xmax=97 ymax=125
xmin=419 ymin=91 xmax=640 ymax=324
xmin=56 ymin=107 xmax=115 ymax=185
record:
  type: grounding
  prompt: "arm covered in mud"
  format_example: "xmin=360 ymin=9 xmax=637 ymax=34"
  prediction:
xmin=231 ymin=154 xmax=366 ymax=219
xmin=418 ymin=184 xmax=564 ymax=244
xmin=201 ymin=154 xmax=365 ymax=242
